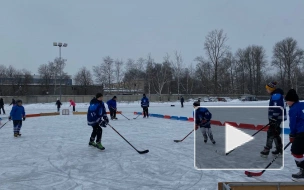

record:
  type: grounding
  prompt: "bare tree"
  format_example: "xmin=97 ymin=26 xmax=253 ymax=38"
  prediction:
xmin=114 ymin=59 xmax=124 ymax=88
xmin=38 ymin=63 xmax=53 ymax=93
xmin=93 ymin=56 xmax=114 ymax=93
xmin=74 ymin=67 xmax=93 ymax=95
xmin=180 ymin=64 xmax=195 ymax=95
xmin=151 ymin=54 xmax=173 ymax=96
xmin=272 ymin=37 xmax=304 ymax=91
xmin=204 ymin=29 xmax=229 ymax=94
xmin=172 ymin=51 xmax=183 ymax=96
xmin=145 ymin=53 xmax=154 ymax=96
xmin=194 ymin=56 xmax=213 ymax=94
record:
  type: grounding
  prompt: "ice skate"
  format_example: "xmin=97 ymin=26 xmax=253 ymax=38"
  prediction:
xmin=212 ymin=140 xmax=216 ymax=144
xmin=96 ymin=142 xmax=105 ymax=150
xmin=14 ymin=133 xmax=19 ymax=138
xmin=292 ymin=168 xmax=304 ymax=182
xmin=260 ymin=148 xmax=270 ymax=158
xmin=204 ymin=140 xmax=207 ymax=143
xmin=271 ymin=149 xmax=282 ymax=157
xmin=89 ymin=141 xmax=96 ymax=147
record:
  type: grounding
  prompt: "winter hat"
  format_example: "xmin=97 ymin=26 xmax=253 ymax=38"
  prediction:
xmin=285 ymin=89 xmax=299 ymax=102
xmin=193 ymin=101 xmax=200 ymax=106
xmin=96 ymin=93 xmax=103 ymax=99
xmin=16 ymin=99 xmax=22 ymax=104
xmin=113 ymin=96 xmax=117 ymax=99
xmin=266 ymin=81 xmax=277 ymax=92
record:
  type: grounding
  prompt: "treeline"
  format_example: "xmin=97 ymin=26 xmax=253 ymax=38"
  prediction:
xmin=1 ymin=29 xmax=304 ymax=96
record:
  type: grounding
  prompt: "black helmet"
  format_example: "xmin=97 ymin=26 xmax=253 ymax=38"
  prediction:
xmin=193 ymin=101 xmax=200 ymax=106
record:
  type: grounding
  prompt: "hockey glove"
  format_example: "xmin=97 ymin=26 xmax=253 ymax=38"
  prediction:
xmin=195 ymin=124 xmax=199 ymax=130
xmin=99 ymin=121 xmax=107 ymax=128
xmin=289 ymin=134 xmax=296 ymax=143
xmin=8 ymin=116 xmax=12 ymax=121
xmin=23 ymin=117 xmax=26 ymax=121
xmin=103 ymin=116 xmax=109 ymax=124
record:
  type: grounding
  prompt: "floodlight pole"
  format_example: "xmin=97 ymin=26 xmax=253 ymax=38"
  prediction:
xmin=53 ymin=42 xmax=67 ymax=101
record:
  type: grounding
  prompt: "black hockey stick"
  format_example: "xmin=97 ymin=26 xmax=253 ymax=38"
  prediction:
xmin=120 ymin=113 xmax=130 ymax=120
xmin=174 ymin=129 xmax=194 ymax=142
xmin=0 ymin=120 xmax=10 ymax=130
xmin=108 ymin=124 xmax=149 ymax=154
xmin=133 ymin=114 xmax=141 ymax=119
xmin=225 ymin=123 xmax=270 ymax=155
xmin=245 ymin=142 xmax=291 ymax=177
xmin=110 ymin=107 xmax=130 ymax=120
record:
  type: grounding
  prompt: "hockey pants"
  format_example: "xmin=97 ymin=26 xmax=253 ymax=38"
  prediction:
xmin=200 ymin=127 xmax=215 ymax=142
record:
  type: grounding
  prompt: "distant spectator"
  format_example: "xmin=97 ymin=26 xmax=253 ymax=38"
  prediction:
xmin=180 ymin=96 xmax=184 ymax=108
xmin=0 ymin=98 xmax=5 ymax=114
xmin=9 ymin=98 xmax=15 ymax=106
xmin=70 ymin=99 xmax=76 ymax=112
xmin=56 ymin=98 xmax=62 ymax=112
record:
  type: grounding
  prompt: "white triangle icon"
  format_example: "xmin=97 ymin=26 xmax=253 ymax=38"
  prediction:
xmin=225 ymin=123 xmax=254 ymax=154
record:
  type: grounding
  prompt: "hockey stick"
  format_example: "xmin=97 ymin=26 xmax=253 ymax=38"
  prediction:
xmin=0 ymin=120 xmax=10 ymax=130
xmin=245 ymin=142 xmax=291 ymax=177
xmin=120 ymin=113 xmax=130 ymax=120
xmin=133 ymin=114 xmax=141 ymax=119
xmin=108 ymin=123 xmax=149 ymax=154
xmin=174 ymin=129 xmax=195 ymax=142
xmin=225 ymin=123 xmax=270 ymax=155
xmin=110 ymin=107 xmax=130 ymax=120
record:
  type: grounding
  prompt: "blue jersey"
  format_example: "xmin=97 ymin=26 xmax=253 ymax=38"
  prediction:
xmin=268 ymin=88 xmax=287 ymax=121
xmin=141 ymin=97 xmax=149 ymax=107
xmin=194 ymin=107 xmax=212 ymax=128
xmin=107 ymin=99 xmax=117 ymax=109
xmin=87 ymin=98 xmax=107 ymax=126
xmin=10 ymin=105 xmax=25 ymax=120
xmin=289 ymin=102 xmax=304 ymax=135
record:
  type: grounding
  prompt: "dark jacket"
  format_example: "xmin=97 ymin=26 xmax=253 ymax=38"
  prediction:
xmin=9 ymin=99 xmax=15 ymax=106
xmin=194 ymin=107 xmax=212 ymax=128
xmin=56 ymin=100 xmax=62 ymax=108
xmin=181 ymin=97 xmax=184 ymax=103
xmin=10 ymin=105 xmax=25 ymax=120
xmin=141 ymin=97 xmax=149 ymax=107
xmin=107 ymin=99 xmax=117 ymax=109
xmin=0 ymin=98 xmax=3 ymax=107
xmin=268 ymin=88 xmax=287 ymax=121
xmin=87 ymin=98 xmax=107 ymax=126
xmin=289 ymin=102 xmax=304 ymax=135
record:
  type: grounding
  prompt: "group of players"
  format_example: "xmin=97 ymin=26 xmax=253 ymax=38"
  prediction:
xmin=193 ymin=81 xmax=304 ymax=181
xmin=5 ymin=81 xmax=304 ymax=181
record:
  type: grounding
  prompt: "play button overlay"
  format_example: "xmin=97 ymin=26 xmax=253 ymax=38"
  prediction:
xmin=194 ymin=106 xmax=284 ymax=170
xmin=225 ymin=123 xmax=254 ymax=154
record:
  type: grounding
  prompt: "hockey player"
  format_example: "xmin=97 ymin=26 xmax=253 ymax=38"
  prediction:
xmin=285 ymin=89 xmax=304 ymax=181
xmin=180 ymin=96 xmax=184 ymax=108
xmin=141 ymin=94 xmax=149 ymax=118
xmin=9 ymin=98 xmax=15 ymax=106
xmin=70 ymin=99 xmax=76 ymax=112
xmin=260 ymin=81 xmax=286 ymax=157
xmin=87 ymin=93 xmax=109 ymax=150
xmin=107 ymin=96 xmax=117 ymax=120
xmin=0 ymin=98 xmax=5 ymax=114
xmin=55 ymin=98 xmax=62 ymax=112
xmin=193 ymin=101 xmax=216 ymax=144
xmin=9 ymin=100 xmax=26 ymax=137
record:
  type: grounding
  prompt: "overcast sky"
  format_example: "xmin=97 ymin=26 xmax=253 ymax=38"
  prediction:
xmin=0 ymin=0 xmax=303 ymax=76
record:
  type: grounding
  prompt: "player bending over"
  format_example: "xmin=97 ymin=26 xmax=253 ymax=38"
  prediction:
xmin=193 ymin=101 xmax=216 ymax=144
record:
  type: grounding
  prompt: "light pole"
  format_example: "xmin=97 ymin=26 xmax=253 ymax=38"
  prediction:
xmin=53 ymin=42 xmax=67 ymax=100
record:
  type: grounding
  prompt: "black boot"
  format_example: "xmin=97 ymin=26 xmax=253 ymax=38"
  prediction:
xmin=260 ymin=147 xmax=270 ymax=158
xmin=292 ymin=168 xmax=304 ymax=181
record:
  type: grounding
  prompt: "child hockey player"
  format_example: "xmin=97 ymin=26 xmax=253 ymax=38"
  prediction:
xmin=70 ymin=99 xmax=76 ymax=112
xmin=141 ymin=94 xmax=149 ymax=118
xmin=87 ymin=93 xmax=109 ymax=150
xmin=107 ymin=96 xmax=117 ymax=120
xmin=193 ymin=101 xmax=216 ymax=144
xmin=9 ymin=100 xmax=26 ymax=137
xmin=285 ymin=89 xmax=304 ymax=181
xmin=56 ymin=98 xmax=62 ymax=112
xmin=260 ymin=81 xmax=286 ymax=158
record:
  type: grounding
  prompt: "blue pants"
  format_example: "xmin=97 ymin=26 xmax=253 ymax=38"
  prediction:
xmin=13 ymin=120 xmax=22 ymax=134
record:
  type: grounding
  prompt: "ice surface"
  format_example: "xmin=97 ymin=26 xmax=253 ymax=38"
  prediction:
xmin=0 ymin=100 xmax=298 ymax=190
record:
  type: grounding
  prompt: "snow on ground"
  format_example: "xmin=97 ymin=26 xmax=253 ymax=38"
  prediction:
xmin=0 ymin=100 xmax=298 ymax=190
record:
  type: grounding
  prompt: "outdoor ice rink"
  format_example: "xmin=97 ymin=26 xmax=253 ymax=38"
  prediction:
xmin=0 ymin=100 xmax=297 ymax=190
